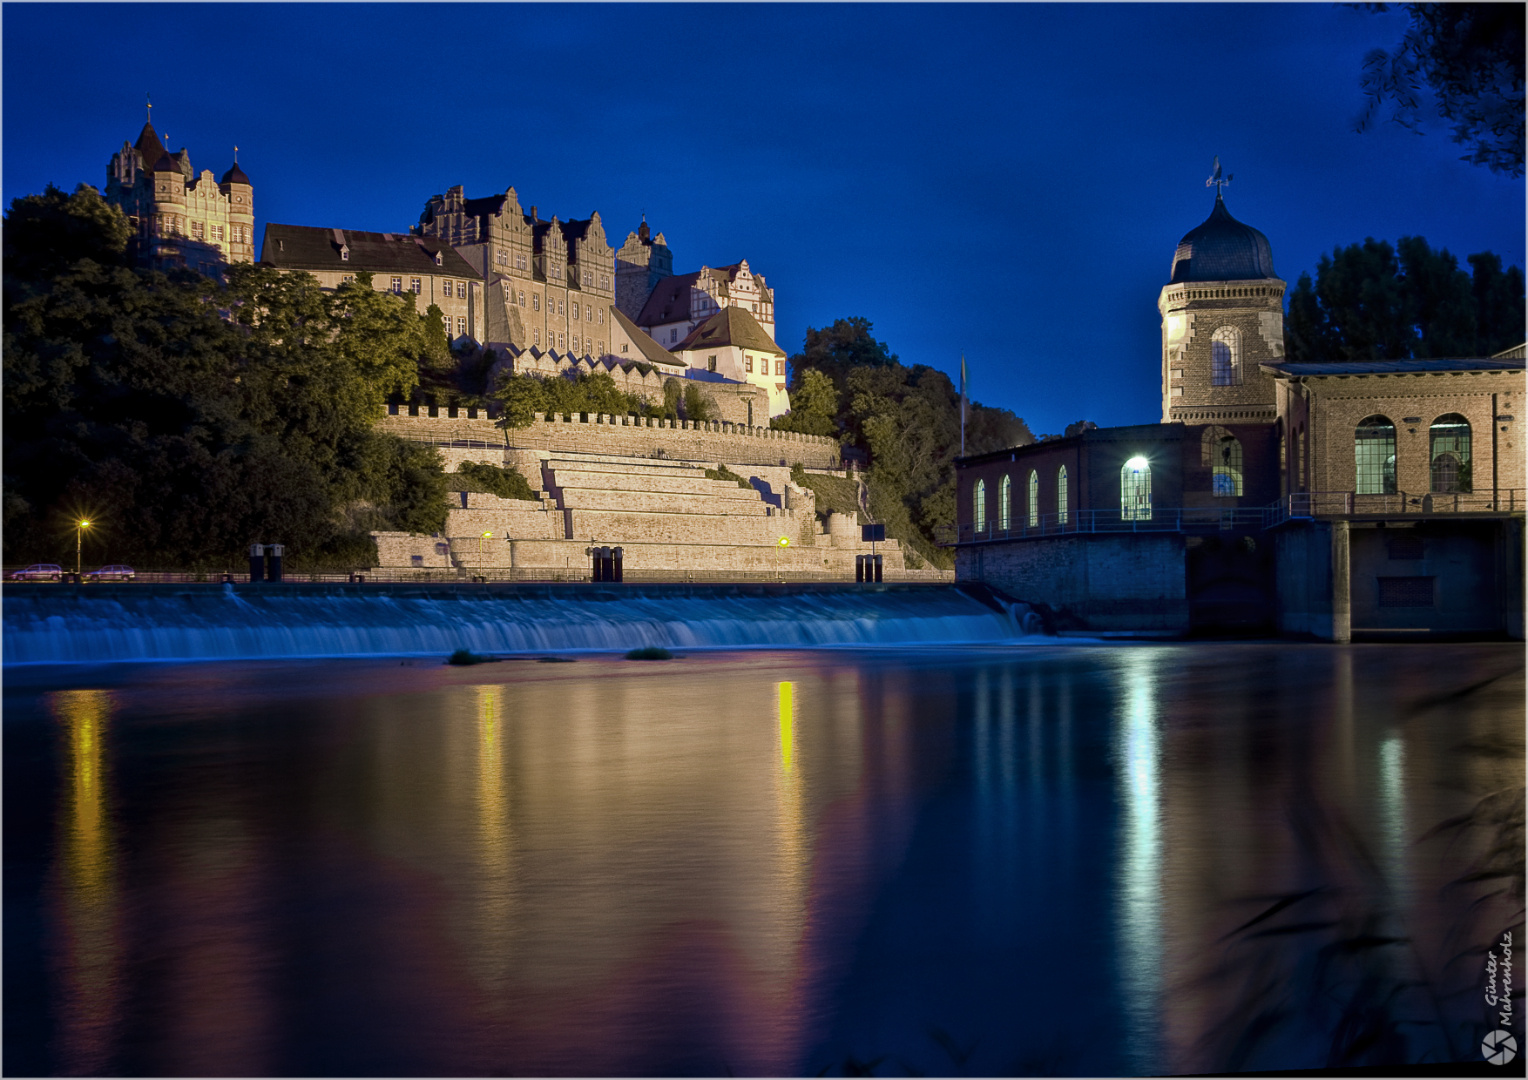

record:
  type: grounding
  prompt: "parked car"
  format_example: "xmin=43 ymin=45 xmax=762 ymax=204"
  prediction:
xmin=10 ymin=563 xmax=64 ymax=581
xmin=85 ymin=564 xmax=136 ymax=582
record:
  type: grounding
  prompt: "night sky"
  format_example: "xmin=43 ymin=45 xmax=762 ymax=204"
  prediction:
xmin=4 ymin=3 xmax=1522 ymax=436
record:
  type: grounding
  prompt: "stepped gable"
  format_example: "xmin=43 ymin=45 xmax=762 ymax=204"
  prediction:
xmin=673 ymin=305 xmax=784 ymax=356
xmin=259 ymin=223 xmax=480 ymax=278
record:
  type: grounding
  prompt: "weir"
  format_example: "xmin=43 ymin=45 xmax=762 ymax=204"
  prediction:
xmin=2 ymin=583 xmax=1036 ymax=665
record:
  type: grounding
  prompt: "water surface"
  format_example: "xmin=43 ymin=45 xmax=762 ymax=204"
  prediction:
xmin=5 ymin=644 xmax=1521 ymax=1075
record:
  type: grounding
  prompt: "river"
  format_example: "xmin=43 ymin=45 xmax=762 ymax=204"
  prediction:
xmin=4 ymin=639 xmax=1521 ymax=1075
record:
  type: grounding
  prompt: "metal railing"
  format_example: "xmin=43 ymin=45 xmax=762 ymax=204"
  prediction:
xmin=3 ymin=566 xmax=953 ymax=586
xmin=938 ymin=488 xmax=1526 ymax=545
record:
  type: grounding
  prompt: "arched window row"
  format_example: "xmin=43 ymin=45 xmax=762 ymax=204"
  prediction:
xmin=1027 ymin=470 xmax=1040 ymax=528
xmin=1353 ymin=413 xmax=1472 ymax=495
xmin=971 ymin=465 xmax=1073 ymax=533
xmin=1121 ymin=458 xmax=1152 ymax=521
xmin=999 ymin=474 xmax=1012 ymax=531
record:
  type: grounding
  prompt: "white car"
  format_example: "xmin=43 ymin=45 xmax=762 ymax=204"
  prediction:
xmin=85 ymin=564 xmax=136 ymax=582
xmin=10 ymin=563 xmax=63 ymax=581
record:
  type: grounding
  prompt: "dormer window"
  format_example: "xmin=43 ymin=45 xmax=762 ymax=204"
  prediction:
xmin=340 ymin=247 xmax=349 ymax=261
xmin=435 ymin=252 xmax=443 ymax=267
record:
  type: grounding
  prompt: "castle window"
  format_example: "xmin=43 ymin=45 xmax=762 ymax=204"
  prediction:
xmin=558 ymin=332 xmax=565 ymax=348
xmin=558 ymin=300 xmax=565 ymax=315
xmin=391 ymin=276 xmax=403 ymax=293
xmin=410 ymin=278 xmax=422 ymax=294
xmin=443 ymin=314 xmax=452 ymax=334
xmin=1429 ymin=414 xmax=1472 ymax=492
xmin=1027 ymin=470 xmax=1039 ymax=527
xmin=190 ymin=220 xmax=204 ymax=240
xmin=974 ymin=479 xmax=987 ymax=533
xmin=1211 ymin=326 xmax=1241 ymax=386
xmin=340 ymin=247 xmax=348 ymax=261
xmin=670 ymin=329 xmax=678 ymax=342
xmin=1355 ymin=415 xmax=1397 ymax=495
xmin=622 ymin=344 xmax=629 ymax=354
xmin=707 ymin=355 xmax=717 ymax=372
xmin=534 ymin=329 xmax=540 ymax=346
xmin=457 ymin=317 xmax=466 ymax=337
xmin=776 ymin=359 xmax=785 ymax=376
xmin=745 ymin=356 xmax=754 ymax=373
xmin=518 ymin=291 xmax=525 ymax=306
xmin=442 ymin=278 xmax=452 ymax=294
xmin=533 ymin=293 xmax=540 ymax=311
xmin=1057 ymin=466 xmax=1069 ymax=525
xmin=572 ymin=302 xmax=580 ymax=320
xmin=457 ymin=282 xmax=467 ymax=299
xmin=1121 ymin=457 xmax=1152 ymax=520
xmin=598 ymin=341 xmax=604 ymax=354
xmin=998 ymin=475 xmax=1012 ymax=530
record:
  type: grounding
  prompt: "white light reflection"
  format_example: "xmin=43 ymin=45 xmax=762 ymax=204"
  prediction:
xmin=1379 ymin=734 xmax=1407 ymax=886
xmin=1113 ymin=650 xmax=1163 ymax=1073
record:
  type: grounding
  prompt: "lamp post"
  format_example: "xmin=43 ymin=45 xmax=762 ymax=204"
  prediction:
xmin=776 ymin=535 xmax=789 ymax=581
xmin=75 ymin=520 xmax=91 ymax=577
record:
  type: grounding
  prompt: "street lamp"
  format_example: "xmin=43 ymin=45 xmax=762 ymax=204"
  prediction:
xmin=75 ymin=519 xmax=91 ymax=576
xmin=479 ymin=530 xmax=492 ymax=554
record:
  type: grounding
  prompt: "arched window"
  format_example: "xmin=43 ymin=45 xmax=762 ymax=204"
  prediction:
xmin=1200 ymin=426 xmax=1243 ymax=497
xmin=1429 ymin=414 xmax=1472 ymax=492
xmin=1056 ymin=466 xmax=1069 ymax=525
xmin=1355 ymin=416 xmax=1397 ymax=495
xmin=974 ymin=478 xmax=987 ymax=533
xmin=1027 ymin=470 xmax=1039 ymax=527
xmin=999 ymin=474 xmax=1012 ymax=531
xmin=1121 ymin=457 xmax=1152 ymax=520
xmin=1211 ymin=326 xmax=1241 ymax=386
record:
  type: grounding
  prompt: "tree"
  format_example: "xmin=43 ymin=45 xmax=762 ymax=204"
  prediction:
xmin=770 ymin=368 xmax=839 ymax=436
xmin=2 ymin=184 xmax=132 ymax=287
xmin=493 ymin=372 xmax=548 ymax=429
xmin=1355 ymin=3 xmax=1525 ymax=176
xmin=682 ymin=382 xmax=717 ymax=422
xmin=1285 ymin=236 xmax=1524 ymax=361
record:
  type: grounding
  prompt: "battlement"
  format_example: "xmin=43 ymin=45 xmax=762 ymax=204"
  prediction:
xmin=377 ymin=410 xmax=841 ymax=469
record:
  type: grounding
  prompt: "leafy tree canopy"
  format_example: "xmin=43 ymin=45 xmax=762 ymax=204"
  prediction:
xmin=3 ymin=188 xmax=450 ymax=569
xmin=1354 ymin=3 xmax=1525 ymax=176
xmin=1285 ymin=235 xmax=1524 ymax=362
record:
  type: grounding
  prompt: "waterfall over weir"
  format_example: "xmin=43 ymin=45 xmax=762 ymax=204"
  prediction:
xmin=3 ymin=583 xmax=1037 ymax=665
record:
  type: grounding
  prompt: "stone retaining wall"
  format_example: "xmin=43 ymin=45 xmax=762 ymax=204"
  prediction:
xmin=378 ymin=411 xmax=841 ymax=469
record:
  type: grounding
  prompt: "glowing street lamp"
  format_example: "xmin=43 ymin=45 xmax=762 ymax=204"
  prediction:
xmin=479 ymin=530 xmax=492 ymax=554
xmin=75 ymin=519 xmax=91 ymax=576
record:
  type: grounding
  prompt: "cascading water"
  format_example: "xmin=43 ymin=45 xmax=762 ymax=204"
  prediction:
xmin=3 ymin=583 xmax=1042 ymax=665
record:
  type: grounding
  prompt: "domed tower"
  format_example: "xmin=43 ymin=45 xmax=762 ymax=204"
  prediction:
xmin=1158 ymin=165 xmax=1285 ymax=424
xmin=219 ymin=157 xmax=254 ymax=264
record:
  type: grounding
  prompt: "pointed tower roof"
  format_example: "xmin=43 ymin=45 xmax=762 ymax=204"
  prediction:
xmin=220 ymin=162 xmax=251 ymax=186
xmin=134 ymin=121 xmax=167 ymax=169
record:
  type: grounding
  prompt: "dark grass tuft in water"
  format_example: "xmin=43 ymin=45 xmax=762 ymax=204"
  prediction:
xmin=626 ymin=646 xmax=674 ymax=660
xmin=446 ymin=648 xmax=495 ymax=666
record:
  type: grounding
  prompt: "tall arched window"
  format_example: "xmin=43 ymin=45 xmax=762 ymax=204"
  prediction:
xmin=1355 ymin=416 xmax=1397 ymax=495
xmin=1211 ymin=326 xmax=1241 ymax=386
xmin=974 ymin=478 xmax=987 ymax=533
xmin=1429 ymin=414 xmax=1472 ymax=492
xmin=1121 ymin=457 xmax=1152 ymax=520
xmin=1200 ymin=427 xmax=1243 ymax=497
xmin=1056 ymin=465 xmax=1069 ymax=525
xmin=1027 ymin=470 xmax=1039 ymax=527
xmin=999 ymin=474 xmax=1012 ymax=531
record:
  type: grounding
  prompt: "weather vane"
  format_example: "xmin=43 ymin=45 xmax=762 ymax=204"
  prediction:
xmin=146 ymin=92 xmax=152 ymax=123
xmin=234 ymin=144 xmax=239 ymax=163
xmin=1206 ymin=156 xmax=1232 ymax=196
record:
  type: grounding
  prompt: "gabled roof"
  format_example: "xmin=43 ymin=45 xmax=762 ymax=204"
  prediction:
xmin=673 ymin=306 xmax=784 ymax=356
xmin=1260 ymin=358 xmax=1523 ymax=377
xmin=610 ymin=307 xmax=685 ymax=367
xmin=259 ymin=223 xmax=481 ymax=278
xmin=635 ymin=270 xmax=702 ymax=325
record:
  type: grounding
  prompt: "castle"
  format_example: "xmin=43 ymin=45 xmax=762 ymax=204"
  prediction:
xmin=104 ymin=112 xmax=253 ymax=275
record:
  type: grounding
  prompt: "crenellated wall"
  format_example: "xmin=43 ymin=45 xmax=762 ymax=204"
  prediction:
xmin=378 ymin=410 xmax=841 ymax=469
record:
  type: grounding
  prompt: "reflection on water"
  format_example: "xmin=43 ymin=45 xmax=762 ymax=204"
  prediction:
xmin=5 ymin=644 xmax=1522 ymax=1076
xmin=1114 ymin=651 xmax=1162 ymax=1074
xmin=49 ymin=688 xmax=121 ymax=1077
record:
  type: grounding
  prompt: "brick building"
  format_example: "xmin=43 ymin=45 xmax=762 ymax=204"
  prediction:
xmin=950 ymin=175 xmax=1524 ymax=640
xmin=104 ymin=115 xmax=254 ymax=275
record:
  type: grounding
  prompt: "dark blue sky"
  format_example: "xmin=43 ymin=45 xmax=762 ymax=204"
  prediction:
xmin=4 ymin=4 xmax=1522 ymax=435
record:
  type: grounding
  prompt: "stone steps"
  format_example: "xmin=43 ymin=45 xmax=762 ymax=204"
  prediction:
xmin=557 ymin=489 xmax=768 ymax=515
xmin=566 ymin=509 xmax=799 ymax=546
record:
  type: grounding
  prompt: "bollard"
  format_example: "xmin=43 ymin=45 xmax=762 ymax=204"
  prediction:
xmin=591 ymin=546 xmax=605 ymax=582
xmin=873 ymin=554 xmax=884 ymax=583
xmin=612 ymin=547 xmax=624 ymax=583
xmin=248 ymin=543 xmax=265 ymax=583
xmin=855 ymin=554 xmax=865 ymax=583
xmin=267 ymin=543 xmax=284 ymax=582
xmin=222 ymin=572 xmax=233 ymax=584
xmin=600 ymin=547 xmax=615 ymax=582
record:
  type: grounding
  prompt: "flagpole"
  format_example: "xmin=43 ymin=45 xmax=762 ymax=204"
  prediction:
xmin=960 ymin=353 xmax=967 ymax=457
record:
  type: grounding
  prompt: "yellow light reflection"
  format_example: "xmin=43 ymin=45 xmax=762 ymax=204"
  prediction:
xmin=472 ymin=683 xmax=515 ymax=994
xmin=50 ymin=688 xmax=122 ymax=1075
xmin=778 ymin=681 xmax=795 ymax=771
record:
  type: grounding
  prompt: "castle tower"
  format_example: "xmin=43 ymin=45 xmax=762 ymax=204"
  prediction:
xmin=105 ymin=111 xmax=252 ymax=274
xmin=615 ymin=217 xmax=673 ymax=322
xmin=1158 ymin=174 xmax=1285 ymax=425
